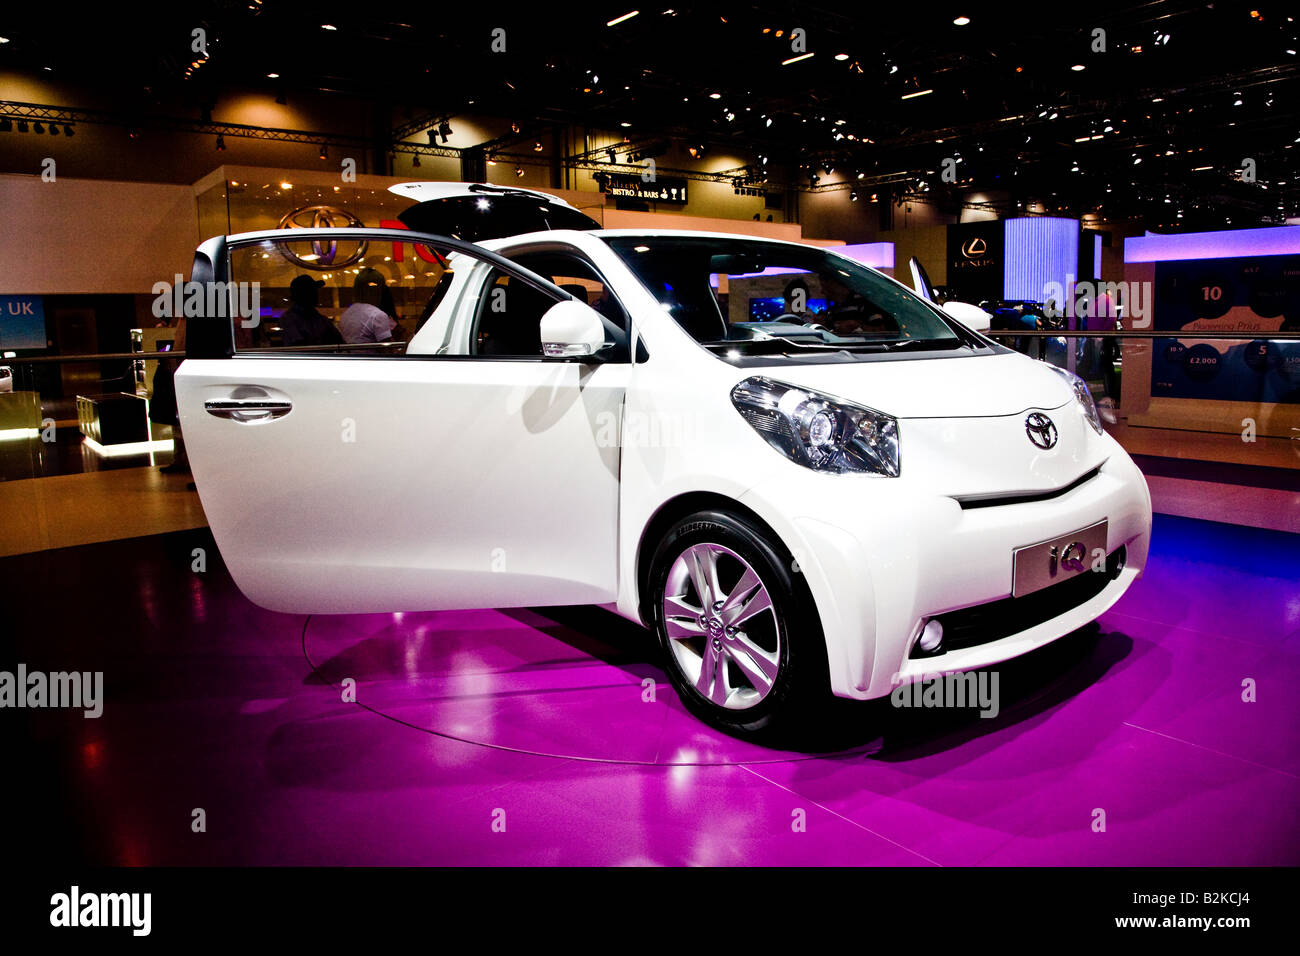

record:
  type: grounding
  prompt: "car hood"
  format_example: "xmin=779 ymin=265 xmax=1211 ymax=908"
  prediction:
xmin=742 ymin=350 xmax=1074 ymax=419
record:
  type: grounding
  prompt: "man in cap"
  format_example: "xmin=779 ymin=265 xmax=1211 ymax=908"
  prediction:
xmin=279 ymin=275 xmax=344 ymax=348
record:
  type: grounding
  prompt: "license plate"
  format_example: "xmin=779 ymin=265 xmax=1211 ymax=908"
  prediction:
xmin=1012 ymin=519 xmax=1109 ymax=598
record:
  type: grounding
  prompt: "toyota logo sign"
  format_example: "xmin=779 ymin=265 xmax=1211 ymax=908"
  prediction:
xmin=1025 ymin=412 xmax=1058 ymax=449
xmin=276 ymin=204 xmax=368 ymax=270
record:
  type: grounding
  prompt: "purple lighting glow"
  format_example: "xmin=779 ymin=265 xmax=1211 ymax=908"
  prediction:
xmin=834 ymin=242 xmax=896 ymax=270
xmin=1125 ymin=225 xmax=1300 ymax=262
xmin=1004 ymin=217 xmax=1078 ymax=302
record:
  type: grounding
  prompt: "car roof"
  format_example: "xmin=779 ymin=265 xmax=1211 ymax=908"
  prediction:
xmin=481 ymin=228 xmax=823 ymax=251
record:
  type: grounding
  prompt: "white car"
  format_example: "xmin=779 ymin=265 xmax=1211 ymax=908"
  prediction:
xmin=176 ymin=183 xmax=1152 ymax=742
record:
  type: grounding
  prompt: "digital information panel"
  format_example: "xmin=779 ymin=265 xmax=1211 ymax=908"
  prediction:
xmin=1151 ymin=255 xmax=1300 ymax=405
xmin=0 ymin=294 xmax=47 ymax=351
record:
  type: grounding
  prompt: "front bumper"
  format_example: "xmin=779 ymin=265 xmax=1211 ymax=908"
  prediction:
xmin=738 ymin=444 xmax=1152 ymax=700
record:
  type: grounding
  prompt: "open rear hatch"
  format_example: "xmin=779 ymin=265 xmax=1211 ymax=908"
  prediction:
xmin=390 ymin=181 xmax=600 ymax=242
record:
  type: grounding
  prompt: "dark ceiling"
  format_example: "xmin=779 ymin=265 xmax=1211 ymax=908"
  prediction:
xmin=2 ymin=1 xmax=1298 ymax=229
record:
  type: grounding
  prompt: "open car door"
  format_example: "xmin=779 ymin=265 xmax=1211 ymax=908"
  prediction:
xmin=175 ymin=225 xmax=628 ymax=615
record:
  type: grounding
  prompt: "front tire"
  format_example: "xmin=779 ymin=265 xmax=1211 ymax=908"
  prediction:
xmin=648 ymin=509 xmax=831 ymax=744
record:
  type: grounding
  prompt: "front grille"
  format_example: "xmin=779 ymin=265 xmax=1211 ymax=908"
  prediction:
xmin=909 ymin=546 xmax=1126 ymax=659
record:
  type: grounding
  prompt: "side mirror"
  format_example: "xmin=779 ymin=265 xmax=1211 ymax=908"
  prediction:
xmin=941 ymin=300 xmax=993 ymax=333
xmin=540 ymin=299 xmax=608 ymax=358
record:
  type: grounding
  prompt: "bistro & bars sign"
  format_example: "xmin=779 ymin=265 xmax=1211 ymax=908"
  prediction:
xmin=599 ymin=173 xmax=689 ymax=204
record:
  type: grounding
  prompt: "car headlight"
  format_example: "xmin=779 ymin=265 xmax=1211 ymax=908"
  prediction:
xmin=731 ymin=376 xmax=900 ymax=476
xmin=1046 ymin=364 xmax=1104 ymax=435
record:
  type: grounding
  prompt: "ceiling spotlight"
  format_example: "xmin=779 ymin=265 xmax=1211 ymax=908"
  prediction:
xmin=688 ymin=142 xmax=707 ymax=159
xmin=267 ymin=72 xmax=280 ymax=79
xmin=321 ymin=24 xmax=337 ymax=31
xmin=1071 ymin=64 xmax=1085 ymax=71
xmin=834 ymin=53 xmax=849 ymax=60
xmin=901 ymin=89 xmax=933 ymax=100
xmin=64 ymin=124 xmax=74 ymax=136
xmin=606 ymin=11 xmax=639 ymax=27
xmin=607 ymin=148 xmax=618 ymax=163
xmin=32 ymin=122 xmax=43 ymax=134
xmin=0 ymin=119 xmax=10 ymax=132
xmin=0 ymin=36 xmax=9 ymax=43
xmin=953 ymin=16 xmax=971 ymax=25
xmin=708 ymin=92 xmax=722 ymax=99
xmin=216 ymin=134 xmax=225 ymax=151
xmin=412 ymin=154 xmax=420 ymax=167
xmin=850 ymin=190 xmax=859 ymax=201
xmin=319 ymin=143 xmax=327 ymax=159
xmin=515 ymin=166 xmax=526 ymax=177
xmin=532 ymin=140 xmax=544 ymax=152
xmin=782 ymin=52 xmax=815 ymax=65
xmin=437 ymin=120 xmax=453 ymax=142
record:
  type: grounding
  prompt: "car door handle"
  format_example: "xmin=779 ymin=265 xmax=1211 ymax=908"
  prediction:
xmin=204 ymin=399 xmax=292 ymax=423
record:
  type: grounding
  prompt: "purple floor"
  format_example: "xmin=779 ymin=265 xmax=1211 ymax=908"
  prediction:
xmin=4 ymin=514 xmax=1298 ymax=866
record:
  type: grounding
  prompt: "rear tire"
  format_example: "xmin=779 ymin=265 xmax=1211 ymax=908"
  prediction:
xmin=648 ymin=509 xmax=832 ymax=745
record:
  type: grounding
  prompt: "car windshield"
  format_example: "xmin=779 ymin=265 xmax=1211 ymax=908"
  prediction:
xmin=605 ymin=235 xmax=969 ymax=360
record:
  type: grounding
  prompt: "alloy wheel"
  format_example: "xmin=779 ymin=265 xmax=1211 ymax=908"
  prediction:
xmin=662 ymin=542 xmax=781 ymax=710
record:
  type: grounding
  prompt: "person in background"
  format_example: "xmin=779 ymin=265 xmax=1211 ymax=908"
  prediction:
xmin=279 ymin=275 xmax=343 ymax=348
xmin=1093 ymin=286 xmax=1120 ymax=404
xmin=339 ymin=268 xmax=398 ymax=344
xmin=153 ymin=316 xmax=191 ymax=481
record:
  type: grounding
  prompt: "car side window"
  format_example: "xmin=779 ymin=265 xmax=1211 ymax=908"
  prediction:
xmin=471 ymin=271 xmax=556 ymax=357
xmin=218 ymin=233 xmax=628 ymax=362
xmin=226 ymin=235 xmax=457 ymax=355
xmin=469 ymin=249 xmax=631 ymax=360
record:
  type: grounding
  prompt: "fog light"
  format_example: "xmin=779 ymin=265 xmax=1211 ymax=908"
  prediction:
xmin=917 ymin=619 xmax=944 ymax=653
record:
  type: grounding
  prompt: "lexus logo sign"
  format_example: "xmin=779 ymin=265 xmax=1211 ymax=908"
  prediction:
xmin=961 ymin=237 xmax=988 ymax=258
xmin=276 ymin=204 xmax=368 ymax=269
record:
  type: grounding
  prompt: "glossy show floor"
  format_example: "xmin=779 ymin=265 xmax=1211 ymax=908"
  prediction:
xmin=4 ymin=515 xmax=1299 ymax=866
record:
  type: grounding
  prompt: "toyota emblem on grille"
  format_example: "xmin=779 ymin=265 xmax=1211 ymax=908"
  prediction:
xmin=1025 ymin=412 xmax=1058 ymax=449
